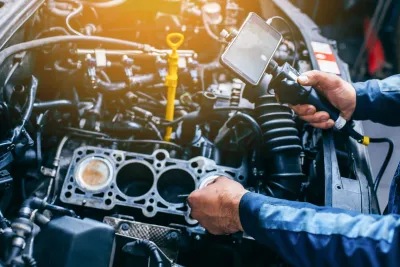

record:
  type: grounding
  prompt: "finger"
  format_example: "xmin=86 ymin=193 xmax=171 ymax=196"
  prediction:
xmin=213 ymin=176 xmax=230 ymax=184
xmin=290 ymin=104 xmax=316 ymax=116
xmin=190 ymin=210 xmax=199 ymax=220
xmin=297 ymin=70 xmax=338 ymax=92
xmin=310 ymin=119 xmax=335 ymax=129
xmin=206 ymin=179 xmax=218 ymax=186
xmin=187 ymin=190 xmax=201 ymax=207
xmin=299 ymin=111 xmax=330 ymax=124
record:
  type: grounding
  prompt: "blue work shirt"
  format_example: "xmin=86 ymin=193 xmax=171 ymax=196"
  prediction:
xmin=239 ymin=75 xmax=400 ymax=266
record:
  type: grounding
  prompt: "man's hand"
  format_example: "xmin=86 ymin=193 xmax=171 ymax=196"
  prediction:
xmin=188 ymin=177 xmax=248 ymax=235
xmin=291 ymin=70 xmax=357 ymax=129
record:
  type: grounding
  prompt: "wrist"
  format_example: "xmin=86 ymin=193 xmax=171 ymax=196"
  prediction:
xmin=342 ymin=81 xmax=357 ymax=120
xmin=230 ymin=189 xmax=248 ymax=232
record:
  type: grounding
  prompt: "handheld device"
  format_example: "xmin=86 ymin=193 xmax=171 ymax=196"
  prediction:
xmin=220 ymin=12 xmax=372 ymax=146
xmin=220 ymin=12 xmax=282 ymax=86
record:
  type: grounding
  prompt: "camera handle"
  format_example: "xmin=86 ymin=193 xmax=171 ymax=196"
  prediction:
xmin=266 ymin=59 xmax=369 ymax=145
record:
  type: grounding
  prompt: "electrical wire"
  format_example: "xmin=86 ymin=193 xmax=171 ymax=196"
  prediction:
xmin=43 ymin=136 xmax=70 ymax=203
xmin=36 ymin=111 xmax=49 ymax=171
xmin=267 ymin=16 xmax=298 ymax=67
xmin=147 ymin=121 xmax=163 ymax=141
xmin=66 ymin=2 xmax=84 ymax=36
xmin=370 ymin=138 xmax=394 ymax=193
xmin=60 ymin=127 xmax=109 ymax=137
xmin=161 ymin=116 xmax=185 ymax=127
xmin=136 ymin=91 xmax=165 ymax=107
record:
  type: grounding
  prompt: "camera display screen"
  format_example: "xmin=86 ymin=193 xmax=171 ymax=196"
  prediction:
xmin=221 ymin=13 xmax=282 ymax=85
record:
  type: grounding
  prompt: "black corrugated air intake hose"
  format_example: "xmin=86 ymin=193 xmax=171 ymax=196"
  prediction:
xmin=255 ymin=94 xmax=306 ymax=200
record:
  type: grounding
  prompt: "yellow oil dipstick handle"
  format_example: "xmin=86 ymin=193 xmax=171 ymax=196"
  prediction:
xmin=164 ymin=33 xmax=184 ymax=141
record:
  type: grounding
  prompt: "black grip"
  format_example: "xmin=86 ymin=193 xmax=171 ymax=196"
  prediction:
xmin=307 ymin=87 xmax=340 ymax=121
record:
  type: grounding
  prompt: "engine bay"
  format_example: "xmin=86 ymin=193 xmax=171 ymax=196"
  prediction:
xmin=0 ymin=0 xmax=379 ymax=266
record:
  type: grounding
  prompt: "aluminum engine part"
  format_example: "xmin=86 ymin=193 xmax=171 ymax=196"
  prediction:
xmin=103 ymin=216 xmax=180 ymax=262
xmin=60 ymin=146 xmax=247 ymax=224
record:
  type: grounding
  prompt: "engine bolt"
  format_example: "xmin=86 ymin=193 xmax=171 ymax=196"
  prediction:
xmin=166 ymin=231 xmax=179 ymax=242
xmin=194 ymin=235 xmax=201 ymax=241
xmin=120 ymin=223 xmax=130 ymax=231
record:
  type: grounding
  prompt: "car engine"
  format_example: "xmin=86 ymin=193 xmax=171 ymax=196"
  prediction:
xmin=0 ymin=0 xmax=379 ymax=266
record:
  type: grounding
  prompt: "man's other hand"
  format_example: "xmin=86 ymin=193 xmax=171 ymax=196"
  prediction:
xmin=188 ymin=177 xmax=248 ymax=235
xmin=291 ymin=70 xmax=357 ymax=129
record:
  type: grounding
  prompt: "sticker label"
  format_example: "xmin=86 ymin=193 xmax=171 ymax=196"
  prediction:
xmin=311 ymin=42 xmax=341 ymax=75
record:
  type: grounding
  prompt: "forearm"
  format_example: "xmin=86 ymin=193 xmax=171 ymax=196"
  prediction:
xmin=239 ymin=192 xmax=400 ymax=267
xmin=352 ymin=74 xmax=400 ymax=126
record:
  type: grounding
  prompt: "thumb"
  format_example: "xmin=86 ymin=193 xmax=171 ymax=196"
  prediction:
xmin=297 ymin=70 xmax=329 ymax=89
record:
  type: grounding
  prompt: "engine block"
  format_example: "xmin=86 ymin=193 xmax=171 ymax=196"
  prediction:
xmin=60 ymin=146 xmax=247 ymax=223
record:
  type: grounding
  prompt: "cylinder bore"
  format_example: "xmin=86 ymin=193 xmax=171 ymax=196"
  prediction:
xmin=116 ymin=162 xmax=154 ymax=197
xmin=157 ymin=169 xmax=195 ymax=204
xmin=75 ymin=157 xmax=113 ymax=192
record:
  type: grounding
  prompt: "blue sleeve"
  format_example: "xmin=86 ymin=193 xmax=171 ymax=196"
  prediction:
xmin=352 ymin=75 xmax=400 ymax=126
xmin=239 ymin=192 xmax=400 ymax=267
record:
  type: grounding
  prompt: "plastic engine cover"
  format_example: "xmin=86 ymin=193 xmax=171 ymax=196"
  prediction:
xmin=33 ymin=216 xmax=115 ymax=267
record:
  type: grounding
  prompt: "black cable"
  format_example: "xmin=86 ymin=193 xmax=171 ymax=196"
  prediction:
xmin=268 ymin=16 xmax=298 ymax=67
xmin=123 ymin=240 xmax=164 ymax=267
xmin=136 ymin=91 xmax=164 ymax=107
xmin=22 ymin=254 xmax=38 ymax=267
xmin=161 ymin=107 xmax=254 ymax=129
xmin=60 ymin=127 xmax=108 ymax=137
xmin=264 ymin=185 xmax=275 ymax=197
xmin=214 ymin=107 xmax=253 ymax=112
xmin=161 ymin=116 xmax=185 ymax=127
xmin=0 ymin=36 xmax=151 ymax=67
xmin=268 ymin=181 xmax=297 ymax=197
xmin=225 ymin=112 xmax=263 ymax=170
xmin=147 ymin=121 xmax=163 ymax=141
xmin=370 ymin=138 xmax=394 ymax=193
xmin=36 ymin=111 xmax=49 ymax=171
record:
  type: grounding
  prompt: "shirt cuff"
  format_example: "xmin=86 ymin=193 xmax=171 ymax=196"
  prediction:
xmin=239 ymin=192 xmax=266 ymax=237
xmin=352 ymin=79 xmax=380 ymax=121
